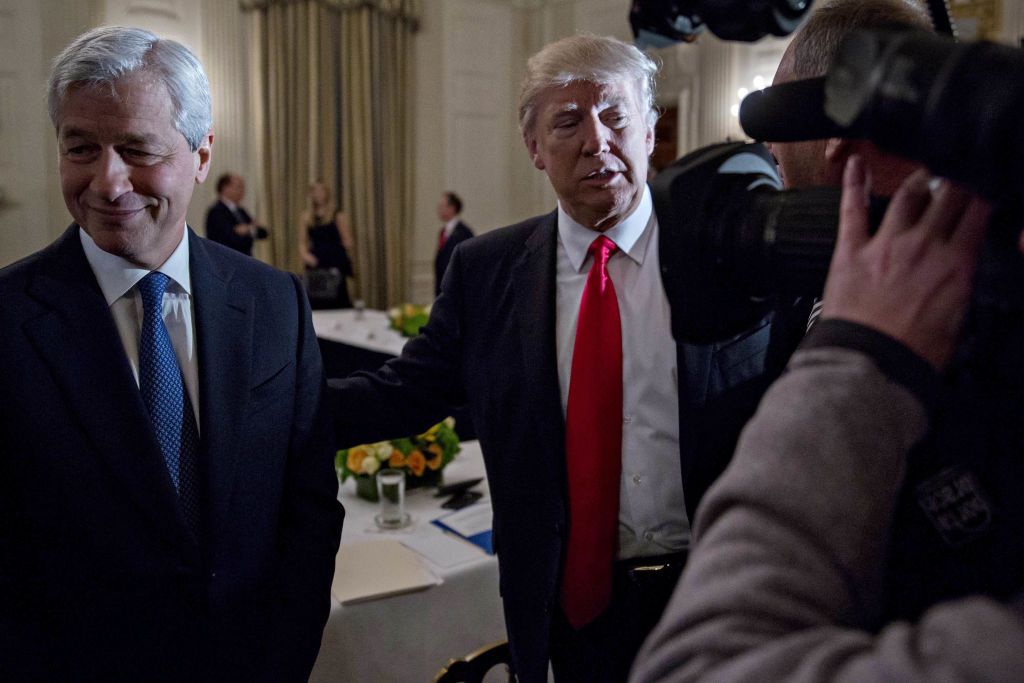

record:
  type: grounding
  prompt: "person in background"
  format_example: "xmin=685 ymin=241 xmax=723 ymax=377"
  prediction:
xmin=299 ymin=179 xmax=354 ymax=309
xmin=0 ymin=26 xmax=343 ymax=681
xmin=434 ymin=190 xmax=474 ymax=296
xmin=205 ymin=172 xmax=268 ymax=256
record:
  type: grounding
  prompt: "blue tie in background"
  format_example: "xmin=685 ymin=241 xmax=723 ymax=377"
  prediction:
xmin=137 ymin=272 xmax=201 ymax=534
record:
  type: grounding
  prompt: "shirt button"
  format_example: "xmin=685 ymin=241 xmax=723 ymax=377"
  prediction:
xmin=623 ymin=415 xmax=633 ymax=424
xmin=632 ymin=474 xmax=642 ymax=485
xmin=644 ymin=531 xmax=654 ymax=541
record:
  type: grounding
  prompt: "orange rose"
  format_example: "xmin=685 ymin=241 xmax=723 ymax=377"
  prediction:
xmin=425 ymin=443 xmax=444 ymax=470
xmin=406 ymin=449 xmax=427 ymax=476
xmin=389 ymin=451 xmax=407 ymax=468
xmin=346 ymin=446 xmax=369 ymax=474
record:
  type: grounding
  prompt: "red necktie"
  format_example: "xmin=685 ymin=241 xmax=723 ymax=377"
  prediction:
xmin=438 ymin=227 xmax=447 ymax=251
xmin=560 ymin=235 xmax=623 ymax=629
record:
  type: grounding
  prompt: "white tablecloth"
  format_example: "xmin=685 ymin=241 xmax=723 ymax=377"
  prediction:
xmin=312 ymin=308 xmax=408 ymax=356
xmin=310 ymin=441 xmax=507 ymax=682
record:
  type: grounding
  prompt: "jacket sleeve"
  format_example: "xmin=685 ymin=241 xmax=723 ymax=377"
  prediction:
xmin=260 ymin=274 xmax=345 ymax=680
xmin=630 ymin=332 xmax=1024 ymax=682
xmin=329 ymin=243 xmax=470 ymax=449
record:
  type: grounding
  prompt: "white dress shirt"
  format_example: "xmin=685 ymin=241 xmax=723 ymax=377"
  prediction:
xmin=80 ymin=227 xmax=201 ymax=428
xmin=555 ymin=186 xmax=689 ymax=559
xmin=442 ymin=216 xmax=459 ymax=241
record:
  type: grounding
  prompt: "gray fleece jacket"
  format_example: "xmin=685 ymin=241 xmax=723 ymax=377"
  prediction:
xmin=631 ymin=322 xmax=1024 ymax=682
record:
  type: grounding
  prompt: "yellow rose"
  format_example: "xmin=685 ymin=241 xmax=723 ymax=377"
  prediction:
xmin=406 ymin=449 xmax=427 ymax=477
xmin=389 ymin=451 xmax=407 ymax=468
xmin=426 ymin=443 xmax=444 ymax=471
xmin=346 ymin=446 xmax=370 ymax=474
xmin=362 ymin=457 xmax=380 ymax=475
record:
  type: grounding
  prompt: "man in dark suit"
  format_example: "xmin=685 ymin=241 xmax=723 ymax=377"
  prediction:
xmin=0 ymin=26 xmax=343 ymax=681
xmin=434 ymin=190 xmax=474 ymax=296
xmin=205 ymin=172 xmax=268 ymax=256
xmin=332 ymin=35 xmax=788 ymax=682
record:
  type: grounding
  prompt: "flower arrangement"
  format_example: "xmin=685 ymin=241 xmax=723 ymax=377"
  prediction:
xmin=388 ymin=303 xmax=431 ymax=337
xmin=336 ymin=418 xmax=461 ymax=501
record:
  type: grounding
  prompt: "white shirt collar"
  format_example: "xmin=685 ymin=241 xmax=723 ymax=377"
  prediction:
xmin=557 ymin=184 xmax=654 ymax=273
xmin=444 ymin=217 xmax=459 ymax=234
xmin=220 ymin=197 xmax=238 ymax=212
xmin=79 ymin=226 xmax=193 ymax=305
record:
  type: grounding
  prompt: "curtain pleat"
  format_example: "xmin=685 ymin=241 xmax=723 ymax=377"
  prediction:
xmin=243 ymin=0 xmax=417 ymax=307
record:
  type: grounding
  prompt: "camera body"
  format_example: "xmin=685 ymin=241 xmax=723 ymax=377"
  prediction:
xmin=658 ymin=26 xmax=1024 ymax=345
xmin=630 ymin=0 xmax=811 ymax=47
xmin=654 ymin=140 xmax=846 ymax=344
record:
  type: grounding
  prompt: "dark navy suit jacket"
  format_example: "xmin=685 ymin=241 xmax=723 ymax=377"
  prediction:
xmin=331 ymin=210 xmax=798 ymax=682
xmin=0 ymin=226 xmax=343 ymax=681
xmin=434 ymin=220 xmax=474 ymax=297
xmin=206 ymin=200 xmax=264 ymax=256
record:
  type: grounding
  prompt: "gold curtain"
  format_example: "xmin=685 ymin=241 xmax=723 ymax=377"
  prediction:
xmin=243 ymin=0 xmax=419 ymax=308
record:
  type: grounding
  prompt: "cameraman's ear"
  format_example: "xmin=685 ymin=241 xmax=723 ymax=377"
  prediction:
xmin=824 ymin=137 xmax=852 ymax=163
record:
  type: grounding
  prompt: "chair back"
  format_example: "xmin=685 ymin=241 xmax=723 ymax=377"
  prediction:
xmin=302 ymin=267 xmax=342 ymax=303
xmin=433 ymin=639 xmax=514 ymax=683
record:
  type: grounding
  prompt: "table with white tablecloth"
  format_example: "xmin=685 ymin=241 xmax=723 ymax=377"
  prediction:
xmin=313 ymin=308 xmax=409 ymax=357
xmin=310 ymin=440 xmax=507 ymax=682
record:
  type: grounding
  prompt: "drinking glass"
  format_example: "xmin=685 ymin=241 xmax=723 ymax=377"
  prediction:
xmin=374 ymin=468 xmax=410 ymax=529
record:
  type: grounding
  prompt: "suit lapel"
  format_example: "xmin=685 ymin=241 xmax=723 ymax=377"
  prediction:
xmin=23 ymin=227 xmax=195 ymax=549
xmin=189 ymin=232 xmax=253 ymax=539
xmin=510 ymin=213 xmax=567 ymax=482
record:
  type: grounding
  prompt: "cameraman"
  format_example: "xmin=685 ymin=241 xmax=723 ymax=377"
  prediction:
xmin=630 ymin=156 xmax=1024 ymax=681
xmin=760 ymin=0 xmax=1024 ymax=631
xmin=765 ymin=0 xmax=932 ymax=194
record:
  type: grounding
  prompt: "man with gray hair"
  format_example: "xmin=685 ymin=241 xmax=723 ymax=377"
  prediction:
xmin=331 ymin=33 xmax=773 ymax=681
xmin=0 ymin=26 xmax=342 ymax=680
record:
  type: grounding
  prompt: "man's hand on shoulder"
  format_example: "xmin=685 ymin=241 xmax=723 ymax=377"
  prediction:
xmin=821 ymin=155 xmax=992 ymax=370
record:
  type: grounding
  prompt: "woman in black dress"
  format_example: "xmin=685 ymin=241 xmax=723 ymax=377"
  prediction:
xmin=299 ymin=180 xmax=355 ymax=308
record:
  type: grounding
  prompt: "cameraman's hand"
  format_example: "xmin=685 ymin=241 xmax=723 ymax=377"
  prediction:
xmin=821 ymin=155 xmax=991 ymax=370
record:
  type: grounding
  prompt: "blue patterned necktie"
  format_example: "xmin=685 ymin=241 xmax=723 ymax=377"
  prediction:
xmin=137 ymin=272 xmax=201 ymax=534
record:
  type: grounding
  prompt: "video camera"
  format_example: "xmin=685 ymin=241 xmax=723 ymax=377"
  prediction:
xmin=630 ymin=0 xmax=812 ymax=46
xmin=651 ymin=23 xmax=1024 ymax=343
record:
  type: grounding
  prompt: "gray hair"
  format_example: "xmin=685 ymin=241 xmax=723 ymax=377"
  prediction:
xmin=48 ymin=25 xmax=212 ymax=152
xmin=789 ymin=0 xmax=933 ymax=79
xmin=518 ymin=34 xmax=658 ymax=135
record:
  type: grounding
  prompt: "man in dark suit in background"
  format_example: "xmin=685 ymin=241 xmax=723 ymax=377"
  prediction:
xmin=332 ymin=35 xmax=785 ymax=682
xmin=0 ymin=26 xmax=342 ymax=681
xmin=434 ymin=190 xmax=474 ymax=296
xmin=205 ymin=172 xmax=268 ymax=256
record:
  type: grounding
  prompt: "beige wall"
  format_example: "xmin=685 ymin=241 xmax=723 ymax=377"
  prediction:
xmin=0 ymin=0 xmax=95 ymax=267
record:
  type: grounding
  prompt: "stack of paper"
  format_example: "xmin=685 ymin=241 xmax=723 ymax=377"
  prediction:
xmin=432 ymin=504 xmax=494 ymax=554
xmin=332 ymin=539 xmax=442 ymax=604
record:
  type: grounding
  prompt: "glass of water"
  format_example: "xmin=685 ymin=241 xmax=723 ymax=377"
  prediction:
xmin=375 ymin=468 xmax=410 ymax=529
xmin=353 ymin=299 xmax=366 ymax=320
